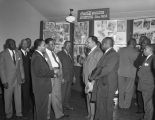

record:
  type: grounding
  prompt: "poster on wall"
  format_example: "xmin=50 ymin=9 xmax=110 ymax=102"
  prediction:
xmin=74 ymin=21 xmax=89 ymax=44
xmin=94 ymin=20 xmax=127 ymax=45
xmin=133 ymin=17 xmax=155 ymax=44
xmin=74 ymin=21 xmax=89 ymax=66
xmin=73 ymin=45 xmax=86 ymax=66
xmin=43 ymin=21 xmax=70 ymax=53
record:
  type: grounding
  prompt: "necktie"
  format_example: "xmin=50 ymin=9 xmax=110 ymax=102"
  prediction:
xmin=25 ymin=51 xmax=27 ymax=56
xmin=51 ymin=51 xmax=60 ymax=68
xmin=12 ymin=50 xmax=16 ymax=65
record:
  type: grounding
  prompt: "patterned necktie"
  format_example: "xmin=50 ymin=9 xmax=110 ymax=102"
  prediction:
xmin=51 ymin=51 xmax=60 ymax=68
xmin=12 ymin=50 xmax=16 ymax=65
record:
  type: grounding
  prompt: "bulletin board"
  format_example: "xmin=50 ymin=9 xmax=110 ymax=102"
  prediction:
xmin=43 ymin=21 xmax=70 ymax=53
xmin=133 ymin=17 xmax=155 ymax=44
xmin=94 ymin=20 xmax=127 ymax=51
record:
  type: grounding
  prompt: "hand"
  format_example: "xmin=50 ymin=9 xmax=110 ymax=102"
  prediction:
xmin=54 ymin=69 xmax=60 ymax=77
xmin=62 ymin=79 xmax=65 ymax=84
xmin=85 ymin=81 xmax=94 ymax=94
xmin=21 ymin=79 xmax=25 ymax=84
xmin=3 ymin=82 xmax=8 ymax=89
xmin=73 ymin=76 xmax=76 ymax=84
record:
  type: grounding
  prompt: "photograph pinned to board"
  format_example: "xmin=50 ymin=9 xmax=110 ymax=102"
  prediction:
xmin=117 ymin=20 xmax=126 ymax=32
xmin=55 ymin=22 xmax=70 ymax=44
xmin=43 ymin=21 xmax=56 ymax=31
xmin=133 ymin=17 xmax=155 ymax=44
xmin=74 ymin=21 xmax=89 ymax=44
xmin=94 ymin=20 xmax=108 ymax=42
xmin=133 ymin=19 xmax=143 ymax=32
xmin=74 ymin=45 xmax=86 ymax=66
xmin=143 ymin=19 xmax=151 ymax=30
xmin=151 ymin=18 xmax=155 ymax=29
xmin=107 ymin=20 xmax=117 ymax=33
xmin=94 ymin=20 xmax=126 ymax=45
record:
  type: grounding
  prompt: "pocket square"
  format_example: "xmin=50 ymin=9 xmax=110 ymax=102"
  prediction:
xmin=144 ymin=62 xmax=149 ymax=66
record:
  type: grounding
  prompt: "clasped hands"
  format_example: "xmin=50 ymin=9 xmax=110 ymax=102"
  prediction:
xmin=85 ymin=76 xmax=95 ymax=94
xmin=53 ymin=68 xmax=60 ymax=78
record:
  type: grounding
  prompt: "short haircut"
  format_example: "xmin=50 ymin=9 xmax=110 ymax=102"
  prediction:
xmin=127 ymin=38 xmax=137 ymax=46
xmin=139 ymin=36 xmax=151 ymax=45
xmin=33 ymin=39 xmax=44 ymax=50
xmin=102 ymin=37 xmax=114 ymax=47
xmin=5 ymin=38 xmax=16 ymax=49
xmin=45 ymin=38 xmax=54 ymax=44
xmin=145 ymin=44 xmax=154 ymax=52
xmin=63 ymin=41 xmax=71 ymax=47
xmin=89 ymin=36 xmax=98 ymax=45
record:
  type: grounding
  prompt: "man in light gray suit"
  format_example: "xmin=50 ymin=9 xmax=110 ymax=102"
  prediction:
xmin=0 ymin=39 xmax=25 ymax=120
xmin=118 ymin=38 xmax=139 ymax=108
xmin=44 ymin=38 xmax=68 ymax=120
xmin=138 ymin=44 xmax=155 ymax=120
xmin=83 ymin=36 xmax=103 ymax=120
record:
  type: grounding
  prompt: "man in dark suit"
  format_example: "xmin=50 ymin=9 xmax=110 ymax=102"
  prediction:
xmin=134 ymin=36 xmax=151 ymax=113
xmin=0 ymin=39 xmax=25 ymax=120
xmin=19 ymin=39 xmax=32 ymax=115
xmin=57 ymin=41 xmax=75 ymax=110
xmin=31 ymin=39 xmax=57 ymax=120
xmin=89 ymin=37 xmax=119 ymax=120
xmin=137 ymin=44 xmax=155 ymax=120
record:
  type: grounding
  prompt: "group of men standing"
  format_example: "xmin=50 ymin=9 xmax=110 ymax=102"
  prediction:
xmin=83 ymin=36 xmax=155 ymax=120
xmin=0 ymin=38 xmax=75 ymax=120
xmin=31 ymin=39 xmax=74 ymax=120
xmin=83 ymin=36 xmax=119 ymax=120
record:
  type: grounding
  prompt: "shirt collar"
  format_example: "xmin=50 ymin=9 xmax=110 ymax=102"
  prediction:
xmin=105 ymin=47 xmax=112 ymax=54
xmin=21 ymin=49 xmax=26 ymax=55
xmin=36 ymin=50 xmax=44 ymax=57
xmin=146 ymin=54 xmax=152 ymax=61
xmin=88 ymin=45 xmax=97 ymax=55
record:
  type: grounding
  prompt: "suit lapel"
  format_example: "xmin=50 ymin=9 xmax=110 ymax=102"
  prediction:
xmin=6 ymin=49 xmax=16 ymax=66
xmin=97 ymin=48 xmax=114 ymax=66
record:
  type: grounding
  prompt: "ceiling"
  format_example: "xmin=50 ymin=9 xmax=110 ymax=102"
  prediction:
xmin=26 ymin=0 xmax=155 ymax=21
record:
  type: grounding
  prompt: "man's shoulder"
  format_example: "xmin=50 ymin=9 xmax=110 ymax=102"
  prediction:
xmin=0 ymin=49 xmax=8 ymax=56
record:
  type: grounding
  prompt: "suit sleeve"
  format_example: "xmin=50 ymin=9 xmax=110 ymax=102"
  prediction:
xmin=32 ymin=55 xmax=55 ymax=78
xmin=0 ymin=52 xmax=6 ymax=84
xmin=18 ymin=51 xmax=25 ymax=80
xmin=91 ymin=53 xmax=119 ymax=80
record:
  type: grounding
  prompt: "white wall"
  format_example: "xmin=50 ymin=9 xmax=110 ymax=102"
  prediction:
xmin=0 ymin=0 xmax=45 ymax=51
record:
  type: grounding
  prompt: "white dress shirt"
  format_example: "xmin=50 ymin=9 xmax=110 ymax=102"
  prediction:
xmin=21 ymin=49 xmax=27 ymax=56
xmin=46 ymin=48 xmax=59 ymax=68
xmin=8 ymin=49 xmax=16 ymax=60
xmin=88 ymin=45 xmax=97 ymax=55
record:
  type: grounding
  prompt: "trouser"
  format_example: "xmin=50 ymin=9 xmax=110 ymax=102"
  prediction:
xmin=34 ymin=92 xmax=49 ymax=120
xmin=118 ymin=76 xmax=135 ymax=108
xmin=61 ymin=81 xmax=72 ymax=107
xmin=142 ymin=90 xmax=154 ymax=120
xmin=21 ymin=79 xmax=32 ymax=115
xmin=47 ymin=78 xmax=64 ymax=119
xmin=4 ymin=80 xmax=22 ymax=118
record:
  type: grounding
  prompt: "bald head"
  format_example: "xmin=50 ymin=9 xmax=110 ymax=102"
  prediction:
xmin=101 ymin=37 xmax=114 ymax=51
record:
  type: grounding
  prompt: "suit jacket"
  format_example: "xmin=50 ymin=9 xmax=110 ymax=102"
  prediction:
xmin=57 ymin=50 xmax=74 ymax=82
xmin=31 ymin=51 xmax=54 ymax=95
xmin=118 ymin=47 xmax=138 ymax=78
xmin=90 ymin=48 xmax=119 ymax=101
xmin=134 ymin=51 xmax=146 ymax=70
xmin=0 ymin=49 xmax=24 ymax=86
xmin=83 ymin=47 xmax=103 ymax=84
xmin=20 ymin=50 xmax=31 ymax=83
xmin=138 ymin=55 xmax=155 ymax=91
